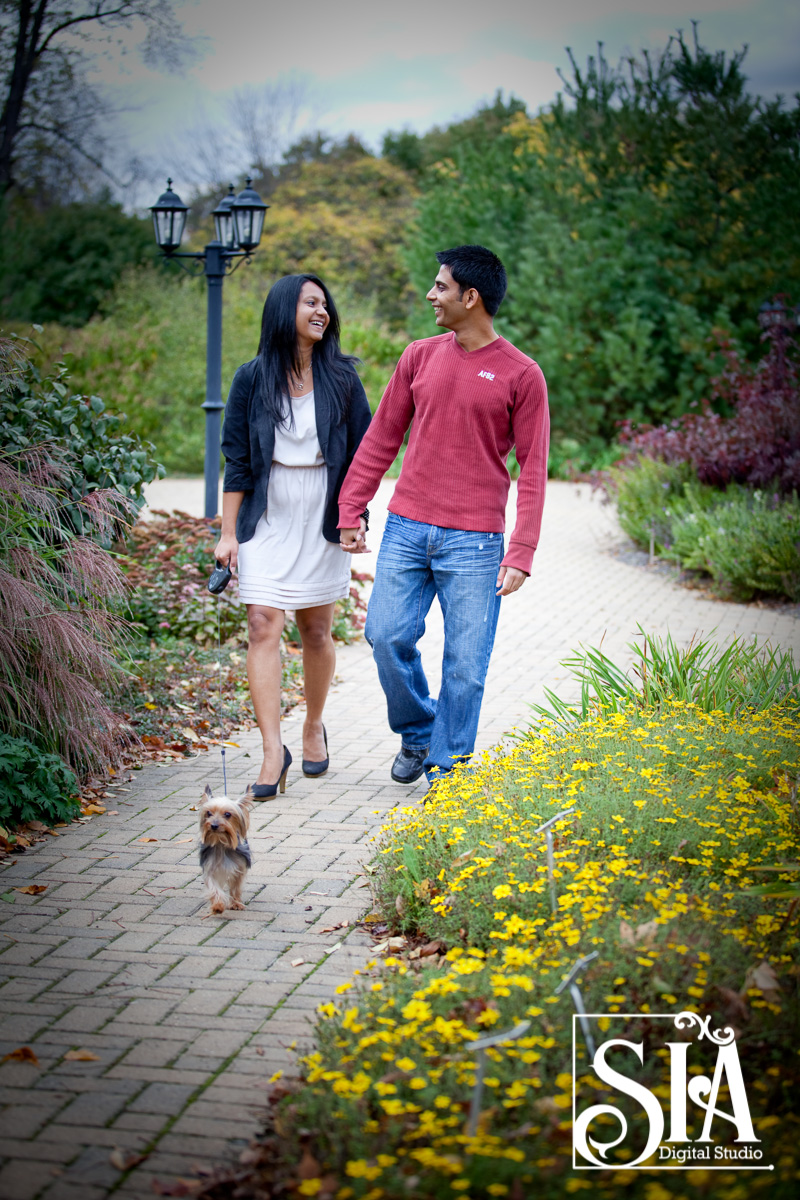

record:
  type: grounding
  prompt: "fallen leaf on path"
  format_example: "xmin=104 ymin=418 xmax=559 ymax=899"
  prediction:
xmin=742 ymin=961 xmax=781 ymax=1002
xmin=291 ymin=958 xmax=305 ymax=967
xmin=2 ymin=1046 xmax=39 ymax=1065
xmin=14 ymin=885 xmax=47 ymax=895
xmin=1 ymin=892 xmax=15 ymax=903
xmin=174 ymin=838 xmax=194 ymax=844
xmin=373 ymin=937 xmax=406 ymax=954
xmin=180 ymin=728 xmax=199 ymax=743
xmin=307 ymin=891 xmax=328 ymax=896
xmin=325 ymin=942 xmax=342 ymax=954
xmin=109 ymin=1148 xmax=147 ymax=1170
xmin=298 ymin=1147 xmax=323 ymax=1180
xmin=64 ymin=1049 xmax=101 ymax=1062
xmin=82 ymin=805 xmax=106 ymax=816
xmin=138 ymin=838 xmax=158 ymax=843
xmin=620 ymin=918 xmax=659 ymax=946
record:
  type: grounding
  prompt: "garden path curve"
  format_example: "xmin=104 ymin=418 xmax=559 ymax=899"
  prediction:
xmin=0 ymin=480 xmax=798 ymax=1200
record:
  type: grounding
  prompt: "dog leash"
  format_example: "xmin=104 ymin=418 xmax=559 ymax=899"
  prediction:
xmin=208 ymin=559 xmax=233 ymax=795
xmin=216 ymin=597 xmax=228 ymax=795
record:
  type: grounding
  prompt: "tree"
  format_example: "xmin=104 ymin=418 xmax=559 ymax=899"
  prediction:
xmin=0 ymin=194 xmax=153 ymax=323
xmin=405 ymin=34 xmax=800 ymax=447
xmin=166 ymin=75 xmax=314 ymax=196
xmin=382 ymin=91 xmax=527 ymax=177
xmin=548 ymin=26 xmax=800 ymax=328
xmin=0 ymin=0 xmax=191 ymax=200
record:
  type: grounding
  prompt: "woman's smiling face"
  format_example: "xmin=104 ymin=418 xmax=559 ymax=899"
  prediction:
xmin=296 ymin=280 xmax=330 ymax=351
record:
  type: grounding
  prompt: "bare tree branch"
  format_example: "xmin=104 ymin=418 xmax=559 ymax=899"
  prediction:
xmin=0 ymin=0 xmax=195 ymax=197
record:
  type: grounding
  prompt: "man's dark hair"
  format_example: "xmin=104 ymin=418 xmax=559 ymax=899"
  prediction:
xmin=435 ymin=245 xmax=507 ymax=316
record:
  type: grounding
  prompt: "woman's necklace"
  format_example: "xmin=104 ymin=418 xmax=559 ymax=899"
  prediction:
xmin=289 ymin=361 xmax=313 ymax=397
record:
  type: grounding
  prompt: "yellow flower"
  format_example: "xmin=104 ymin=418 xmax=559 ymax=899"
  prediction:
xmin=298 ymin=1182 xmax=321 ymax=1197
xmin=401 ymin=999 xmax=433 ymax=1022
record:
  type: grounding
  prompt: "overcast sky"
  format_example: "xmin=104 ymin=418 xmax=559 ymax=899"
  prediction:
xmin=91 ymin=0 xmax=799 ymax=199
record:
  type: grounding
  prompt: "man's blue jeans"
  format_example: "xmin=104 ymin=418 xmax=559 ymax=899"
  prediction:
xmin=364 ymin=513 xmax=504 ymax=780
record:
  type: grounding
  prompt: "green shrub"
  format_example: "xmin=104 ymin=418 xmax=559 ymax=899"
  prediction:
xmin=0 ymin=734 xmax=79 ymax=827
xmin=609 ymin=457 xmax=800 ymax=601
xmin=667 ymin=487 xmax=800 ymax=601
xmin=547 ymin=436 xmax=623 ymax=480
xmin=0 ymin=335 xmax=164 ymax=537
xmin=608 ymin=456 xmax=694 ymax=550
xmin=0 ymin=200 xmax=154 ymax=327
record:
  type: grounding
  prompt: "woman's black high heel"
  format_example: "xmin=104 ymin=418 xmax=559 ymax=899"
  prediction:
xmin=251 ymin=746 xmax=292 ymax=799
xmin=302 ymin=725 xmax=328 ymax=778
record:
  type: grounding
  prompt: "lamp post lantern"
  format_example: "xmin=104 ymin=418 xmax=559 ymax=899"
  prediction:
xmin=150 ymin=178 xmax=269 ymax=519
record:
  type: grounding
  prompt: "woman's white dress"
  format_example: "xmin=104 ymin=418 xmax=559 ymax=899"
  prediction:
xmin=236 ymin=390 xmax=351 ymax=609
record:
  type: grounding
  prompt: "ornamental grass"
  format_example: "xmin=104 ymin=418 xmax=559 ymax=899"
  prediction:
xmin=247 ymin=701 xmax=800 ymax=1200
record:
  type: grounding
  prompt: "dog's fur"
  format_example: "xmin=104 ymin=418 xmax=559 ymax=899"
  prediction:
xmin=198 ymin=784 xmax=253 ymax=913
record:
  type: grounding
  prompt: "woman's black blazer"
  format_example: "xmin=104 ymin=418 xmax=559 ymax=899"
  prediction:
xmin=221 ymin=357 xmax=372 ymax=545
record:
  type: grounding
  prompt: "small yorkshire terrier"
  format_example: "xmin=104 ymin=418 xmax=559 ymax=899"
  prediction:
xmin=198 ymin=784 xmax=253 ymax=914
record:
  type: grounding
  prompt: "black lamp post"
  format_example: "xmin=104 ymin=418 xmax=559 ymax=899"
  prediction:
xmin=150 ymin=178 xmax=269 ymax=519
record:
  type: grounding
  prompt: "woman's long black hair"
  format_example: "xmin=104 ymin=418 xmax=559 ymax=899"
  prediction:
xmin=256 ymin=274 xmax=358 ymax=427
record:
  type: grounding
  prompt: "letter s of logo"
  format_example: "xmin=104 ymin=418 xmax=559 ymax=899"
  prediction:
xmin=574 ymin=1039 xmax=664 ymax=1168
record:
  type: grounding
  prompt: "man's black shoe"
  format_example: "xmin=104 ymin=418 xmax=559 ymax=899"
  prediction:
xmin=391 ymin=744 xmax=429 ymax=784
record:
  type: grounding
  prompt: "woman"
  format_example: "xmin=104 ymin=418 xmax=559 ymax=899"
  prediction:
xmin=214 ymin=274 xmax=371 ymax=797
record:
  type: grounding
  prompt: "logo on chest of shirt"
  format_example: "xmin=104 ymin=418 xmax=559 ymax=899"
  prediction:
xmin=477 ymin=369 xmax=496 ymax=381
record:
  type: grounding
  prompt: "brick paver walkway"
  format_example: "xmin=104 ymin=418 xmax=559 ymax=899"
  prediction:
xmin=1 ymin=481 xmax=798 ymax=1200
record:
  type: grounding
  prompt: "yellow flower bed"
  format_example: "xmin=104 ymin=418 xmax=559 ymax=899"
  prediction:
xmin=283 ymin=704 xmax=800 ymax=1199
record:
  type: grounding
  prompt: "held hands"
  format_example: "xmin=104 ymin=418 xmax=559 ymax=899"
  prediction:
xmin=339 ymin=519 xmax=370 ymax=554
xmin=213 ymin=535 xmax=239 ymax=573
xmin=496 ymin=565 xmax=527 ymax=596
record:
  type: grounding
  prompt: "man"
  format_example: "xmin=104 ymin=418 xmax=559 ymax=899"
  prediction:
xmin=338 ymin=245 xmax=549 ymax=785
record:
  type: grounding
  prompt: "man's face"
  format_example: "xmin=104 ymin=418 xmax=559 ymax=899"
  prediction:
xmin=426 ymin=265 xmax=464 ymax=329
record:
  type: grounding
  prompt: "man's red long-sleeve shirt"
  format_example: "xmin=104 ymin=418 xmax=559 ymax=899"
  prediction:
xmin=337 ymin=332 xmax=549 ymax=574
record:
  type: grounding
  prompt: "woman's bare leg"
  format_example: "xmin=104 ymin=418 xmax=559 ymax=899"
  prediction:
xmin=246 ymin=604 xmax=286 ymax=784
xmin=295 ymin=602 xmax=336 ymax=761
